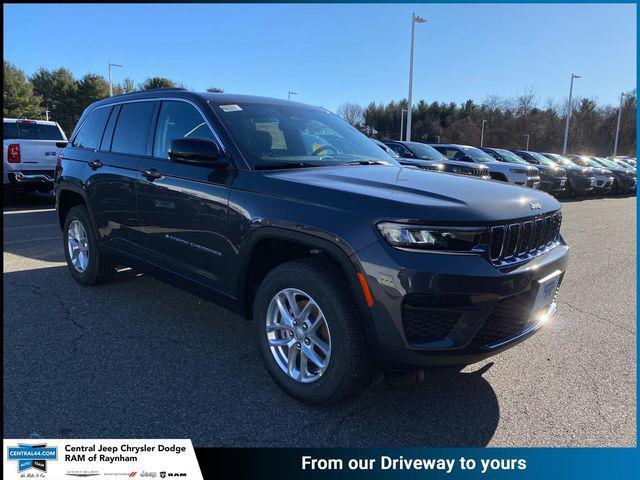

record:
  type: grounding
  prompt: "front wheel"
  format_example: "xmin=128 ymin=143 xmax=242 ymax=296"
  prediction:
xmin=253 ymin=258 xmax=376 ymax=404
xmin=63 ymin=205 xmax=115 ymax=286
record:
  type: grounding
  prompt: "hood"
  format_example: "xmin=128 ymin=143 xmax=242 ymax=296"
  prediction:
xmin=441 ymin=159 xmax=490 ymax=170
xmin=260 ymin=165 xmax=560 ymax=223
xmin=565 ymin=165 xmax=593 ymax=175
xmin=535 ymin=164 xmax=565 ymax=175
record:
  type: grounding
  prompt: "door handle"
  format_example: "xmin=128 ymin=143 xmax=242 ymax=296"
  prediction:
xmin=141 ymin=168 xmax=162 ymax=181
xmin=45 ymin=151 xmax=57 ymax=156
xmin=89 ymin=160 xmax=103 ymax=170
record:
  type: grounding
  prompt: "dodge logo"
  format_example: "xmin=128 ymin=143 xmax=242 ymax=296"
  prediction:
xmin=529 ymin=201 xmax=542 ymax=210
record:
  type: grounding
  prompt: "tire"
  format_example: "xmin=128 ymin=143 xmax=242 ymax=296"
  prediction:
xmin=63 ymin=205 xmax=115 ymax=286
xmin=253 ymin=258 xmax=376 ymax=404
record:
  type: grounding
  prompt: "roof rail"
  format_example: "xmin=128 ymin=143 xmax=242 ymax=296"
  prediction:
xmin=113 ymin=87 xmax=188 ymax=98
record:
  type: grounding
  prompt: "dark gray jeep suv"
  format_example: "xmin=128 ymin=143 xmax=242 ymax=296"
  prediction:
xmin=55 ymin=89 xmax=569 ymax=404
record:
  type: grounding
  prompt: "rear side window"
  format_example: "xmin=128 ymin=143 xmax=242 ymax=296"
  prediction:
xmin=111 ymin=102 xmax=156 ymax=156
xmin=153 ymin=101 xmax=215 ymax=158
xmin=3 ymin=122 xmax=18 ymax=140
xmin=16 ymin=123 xmax=38 ymax=139
xmin=35 ymin=124 xmax=65 ymax=140
xmin=4 ymin=122 xmax=65 ymax=140
xmin=72 ymin=107 xmax=112 ymax=149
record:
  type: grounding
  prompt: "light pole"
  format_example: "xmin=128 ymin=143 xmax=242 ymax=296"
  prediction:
xmin=613 ymin=91 xmax=628 ymax=159
xmin=562 ymin=73 xmax=580 ymax=154
xmin=405 ymin=12 xmax=426 ymax=141
xmin=399 ymin=108 xmax=407 ymax=140
xmin=480 ymin=119 xmax=488 ymax=147
xmin=108 ymin=62 xmax=123 ymax=97
xmin=523 ymin=134 xmax=530 ymax=150
xmin=288 ymin=91 xmax=297 ymax=101
xmin=45 ymin=109 xmax=50 ymax=121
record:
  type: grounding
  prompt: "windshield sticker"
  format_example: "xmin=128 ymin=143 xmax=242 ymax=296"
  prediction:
xmin=219 ymin=104 xmax=243 ymax=112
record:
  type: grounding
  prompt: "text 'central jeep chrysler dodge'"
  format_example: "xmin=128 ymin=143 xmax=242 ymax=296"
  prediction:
xmin=55 ymin=90 xmax=569 ymax=403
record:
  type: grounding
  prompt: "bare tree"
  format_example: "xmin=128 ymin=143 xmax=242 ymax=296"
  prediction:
xmin=516 ymin=85 xmax=537 ymax=117
xmin=336 ymin=102 xmax=364 ymax=128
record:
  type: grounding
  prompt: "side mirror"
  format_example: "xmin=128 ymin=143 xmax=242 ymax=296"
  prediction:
xmin=168 ymin=137 xmax=223 ymax=166
xmin=402 ymin=151 xmax=415 ymax=158
xmin=56 ymin=141 xmax=68 ymax=148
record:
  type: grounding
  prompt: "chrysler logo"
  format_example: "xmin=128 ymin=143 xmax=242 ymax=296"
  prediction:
xmin=529 ymin=201 xmax=542 ymax=210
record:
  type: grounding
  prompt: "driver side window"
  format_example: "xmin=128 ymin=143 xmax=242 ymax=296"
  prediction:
xmin=153 ymin=101 xmax=216 ymax=159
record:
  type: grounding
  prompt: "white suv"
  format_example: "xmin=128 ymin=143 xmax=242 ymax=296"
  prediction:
xmin=3 ymin=118 xmax=67 ymax=198
xmin=431 ymin=144 xmax=541 ymax=189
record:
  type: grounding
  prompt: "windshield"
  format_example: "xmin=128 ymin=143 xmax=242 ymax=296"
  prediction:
xmin=494 ymin=149 xmax=529 ymax=164
xmin=406 ymin=142 xmax=445 ymax=161
xmin=462 ymin=146 xmax=495 ymax=163
xmin=577 ymin=157 xmax=605 ymax=169
xmin=592 ymin=157 xmax=621 ymax=169
xmin=210 ymin=101 xmax=398 ymax=168
xmin=528 ymin=151 xmax=557 ymax=166
xmin=617 ymin=160 xmax=636 ymax=170
xmin=545 ymin=153 xmax=575 ymax=168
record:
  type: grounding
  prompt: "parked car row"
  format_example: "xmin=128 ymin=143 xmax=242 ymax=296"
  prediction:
xmin=375 ymin=138 xmax=636 ymax=197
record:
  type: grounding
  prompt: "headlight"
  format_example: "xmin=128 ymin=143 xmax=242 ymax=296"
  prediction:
xmin=509 ymin=168 xmax=527 ymax=174
xmin=435 ymin=163 xmax=445 ymax=171
xmin=377 ymin=222 xmax=487 ymax=252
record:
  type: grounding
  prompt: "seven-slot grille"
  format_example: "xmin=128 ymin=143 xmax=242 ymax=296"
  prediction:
xmin=489 ymin=212 xmax=562 ymax=265
xmin=470 ymin=168 xmax=486 ymax=177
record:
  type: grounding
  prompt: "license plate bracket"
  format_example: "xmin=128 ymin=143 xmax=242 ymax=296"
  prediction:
xmin=533 ymin=270 xmax=562 ymax=311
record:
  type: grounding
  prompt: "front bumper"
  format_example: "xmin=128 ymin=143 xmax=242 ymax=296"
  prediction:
xmin=593 ymin=176 xmax=614 ymax=193
xmin=355 ymin=239 xmax=569 ymax=368
xmin=615 ymin=175 xmax=637 ymax=192
xmin=539 ymin=175 xmax=567 ymax=195
xmin=567 ymin=175 xmax=595 ymax=193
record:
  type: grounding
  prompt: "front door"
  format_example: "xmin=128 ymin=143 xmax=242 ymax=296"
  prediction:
xmin=136 ymin=99 xmax=236 ymax=296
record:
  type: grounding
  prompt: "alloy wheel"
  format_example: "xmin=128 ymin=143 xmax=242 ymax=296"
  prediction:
xmin=67 ymin=219 xmax=90 ymax=273
xmin=265 ymin=288 xmax=331 ymax=383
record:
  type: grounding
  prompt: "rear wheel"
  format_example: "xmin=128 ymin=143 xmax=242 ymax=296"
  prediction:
xmin=63 ymin=206 xmax=115 ymax=286
xmin=254 ymin=258 xmax=376 ymax=404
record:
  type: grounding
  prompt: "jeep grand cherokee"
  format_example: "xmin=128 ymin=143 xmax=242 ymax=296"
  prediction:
xmin=55 ymin=89 xmax=569 ymax=404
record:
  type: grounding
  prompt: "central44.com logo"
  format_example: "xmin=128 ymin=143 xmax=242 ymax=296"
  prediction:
xmin=6 ymin=443 xmax=58 ymax=473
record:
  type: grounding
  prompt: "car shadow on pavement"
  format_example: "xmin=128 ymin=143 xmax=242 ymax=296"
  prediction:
xmin=4 ymin=262 xmax=500 ymax=447
xmin=4 ymin=191 xmax=55 ymax=210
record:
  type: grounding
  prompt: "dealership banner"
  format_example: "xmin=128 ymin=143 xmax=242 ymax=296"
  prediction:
xmin=3 ymin=439 xmax=202 ymax=479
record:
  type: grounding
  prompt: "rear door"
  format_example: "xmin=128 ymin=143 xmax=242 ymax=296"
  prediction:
xmin=136 ymin=99 xmax=235 ymax=295
xmin=15 ymin=121 xmax=67 ymax=173
xmin=78 ymin=101 xmax=156 ymax=253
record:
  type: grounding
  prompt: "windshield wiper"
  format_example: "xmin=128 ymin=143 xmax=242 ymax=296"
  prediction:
xmin=254 ymin=162 xmax=317 ymax=170
xmin=344 ymin=160 xmax=389 ymax=166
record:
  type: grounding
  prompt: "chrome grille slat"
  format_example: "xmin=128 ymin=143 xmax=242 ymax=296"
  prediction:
xmin=489 ymin=212 xmax=562 ymax=266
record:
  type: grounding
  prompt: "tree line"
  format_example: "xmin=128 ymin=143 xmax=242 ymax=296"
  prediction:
xmin=3 ymin=61 xmax=223 ymax=136
xmin=3 ymin=61 xmax=635 ymax=156
xmin=338 ymin=88 xmax=636 ymax=157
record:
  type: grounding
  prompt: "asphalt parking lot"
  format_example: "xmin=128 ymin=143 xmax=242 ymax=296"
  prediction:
xmin=3 ymin=191 xmax=636 ymax=447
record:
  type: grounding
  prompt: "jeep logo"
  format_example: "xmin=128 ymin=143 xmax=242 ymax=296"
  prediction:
xmin=529 ymin=201 xmax=542 ymax=210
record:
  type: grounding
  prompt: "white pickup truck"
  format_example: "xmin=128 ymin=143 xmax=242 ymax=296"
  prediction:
xmin=3 ymin=118 xmax=67 ymax=199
